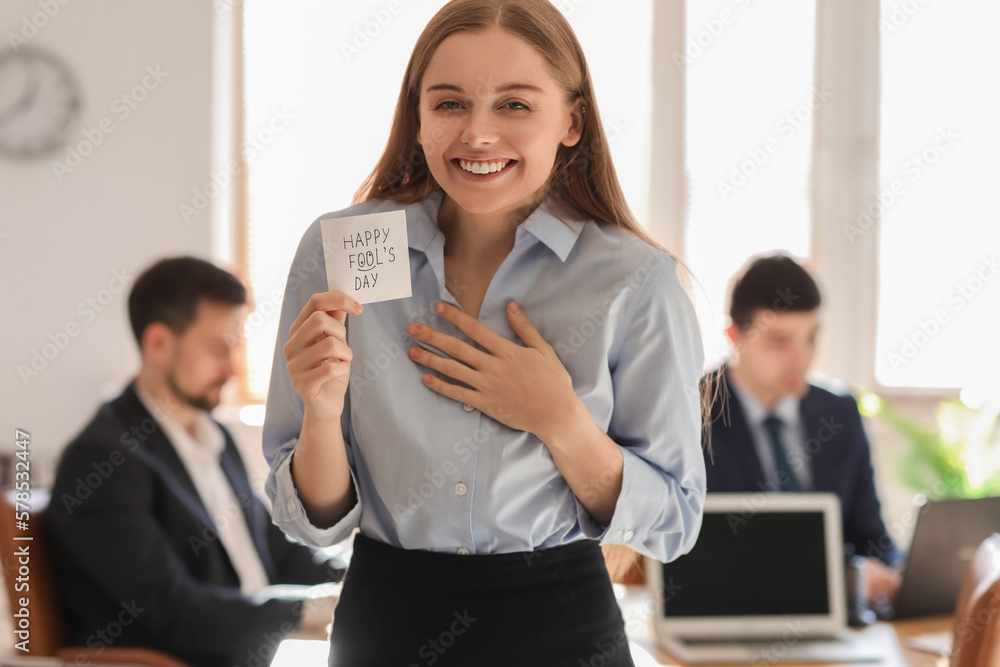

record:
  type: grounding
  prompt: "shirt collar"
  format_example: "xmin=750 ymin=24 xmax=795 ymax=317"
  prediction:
xmin=133 ymin=382 xmax=226 ymax=459
xmin=726 ymin=367 xmax=800 ymax=427
xmin=407 ymin=187 xmax=587 ymax=263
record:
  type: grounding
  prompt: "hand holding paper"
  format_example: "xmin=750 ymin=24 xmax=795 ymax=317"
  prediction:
xmin=321 ymin=210 xmax=412 ymax=304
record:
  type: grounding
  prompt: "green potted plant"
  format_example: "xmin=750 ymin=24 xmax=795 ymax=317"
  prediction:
xmin=859 ymin=392 xmax=1000 ymax=499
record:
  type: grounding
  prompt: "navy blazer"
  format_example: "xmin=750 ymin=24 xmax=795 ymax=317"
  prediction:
xmin=701 ymin=364 xmax=904 ymax=567
xmin=45 ymin=380 xmax=347 ymax=667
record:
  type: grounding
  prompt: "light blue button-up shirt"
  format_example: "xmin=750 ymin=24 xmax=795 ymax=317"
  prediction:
xmin=262 ymin=187 xmax=706 ymax=562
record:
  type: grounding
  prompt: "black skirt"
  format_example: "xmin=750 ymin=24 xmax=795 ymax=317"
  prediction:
xmin=328 ymin=532 xmax=636 ymax=667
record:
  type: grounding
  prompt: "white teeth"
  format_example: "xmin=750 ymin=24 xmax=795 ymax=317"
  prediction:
xmin=458 ymin=159 xmax=511 ymax=174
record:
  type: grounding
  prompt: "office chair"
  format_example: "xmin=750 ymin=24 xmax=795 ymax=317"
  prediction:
xmin=950 ymin=532 xmax=1000 ymax=667
xmin=0 ymin=488 xmax=190 ymax=666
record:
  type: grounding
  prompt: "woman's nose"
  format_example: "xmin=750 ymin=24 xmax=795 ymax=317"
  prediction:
xmin=459 ymin=106 xmax=499 ymax=145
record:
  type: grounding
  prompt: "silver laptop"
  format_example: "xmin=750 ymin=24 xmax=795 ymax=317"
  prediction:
xmin=893 ymin=495 xmax=1000 ymax=618
xmin=647 ymin=493 xmax=882 ymax=663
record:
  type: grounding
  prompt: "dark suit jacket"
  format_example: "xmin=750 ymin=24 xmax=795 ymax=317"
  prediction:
xmin=701 ymin=364 xmax=904 ymax=567
xmin=45 ymin=380 xmax=347 ymax=667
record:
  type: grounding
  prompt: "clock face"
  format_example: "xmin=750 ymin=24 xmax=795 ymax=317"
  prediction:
xmin=0 ymin=47 xmax=82 ymax=160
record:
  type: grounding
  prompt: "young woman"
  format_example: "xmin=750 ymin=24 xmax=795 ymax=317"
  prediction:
xmin=262 ymin=1 xmax=709 ymax=664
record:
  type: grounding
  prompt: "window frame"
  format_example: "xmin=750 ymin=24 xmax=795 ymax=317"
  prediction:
xmin=231 ymin=0 xmax=961 ymax=408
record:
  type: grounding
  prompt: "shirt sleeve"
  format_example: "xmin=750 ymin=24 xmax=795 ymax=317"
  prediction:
xmin=573 ymin=253 xmax=707 ymax=563
xmin=262 ymin=217 xmax=363 ymax=548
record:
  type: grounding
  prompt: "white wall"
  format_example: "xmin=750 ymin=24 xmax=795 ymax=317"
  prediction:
xmin=0 ymin=1 xmax=242 ymax=487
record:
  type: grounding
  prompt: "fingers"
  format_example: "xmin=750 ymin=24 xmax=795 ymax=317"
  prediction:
xmin=506 ymin=300 xmax=548 ymax=349
xmin=293 ymin=361 xmax=348 ymax=398
xmin=289 ymin=292 xmax=362 ymax=339
xmin=284 ymin=310 xmax=348 ymax=362
xmin=288 ymin=335 xmax=353 ymax=376
xmin=407 ymin=323 xmax=491 ymax=369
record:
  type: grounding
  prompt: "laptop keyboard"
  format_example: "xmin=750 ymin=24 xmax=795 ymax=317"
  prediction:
xmin=680 ymin=635 xmax=843 ymax=647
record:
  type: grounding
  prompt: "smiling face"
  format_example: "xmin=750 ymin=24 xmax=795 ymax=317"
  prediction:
xmin=416 ymin=27 xmax=583 ymax=216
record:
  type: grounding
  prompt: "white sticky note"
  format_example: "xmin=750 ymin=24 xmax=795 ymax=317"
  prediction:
xmin=320 ymin=209 xmax=411 ymax=304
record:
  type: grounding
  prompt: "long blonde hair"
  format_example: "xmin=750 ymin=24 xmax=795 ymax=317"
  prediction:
xmin=353 ymin=0 xmax=719 ymax=582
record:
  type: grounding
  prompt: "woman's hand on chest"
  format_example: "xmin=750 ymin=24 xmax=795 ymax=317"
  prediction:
xmin=405 ymin=299 xmax=583 ymax=443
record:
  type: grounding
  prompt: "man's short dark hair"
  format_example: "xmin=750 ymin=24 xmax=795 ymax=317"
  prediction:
xmin=728 ymin=254 xmax=821 ymax=332
xmin=128 ymin=256 xmax=247 ymax=349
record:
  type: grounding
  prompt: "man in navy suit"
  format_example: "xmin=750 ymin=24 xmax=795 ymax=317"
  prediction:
xmin=701 ymin=254 xmax=905 ymax=612
xmin=46 ymin=257 xmax=345 ymax=667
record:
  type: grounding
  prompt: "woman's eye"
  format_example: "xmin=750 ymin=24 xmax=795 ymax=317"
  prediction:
xmin=432 ymin=101 xmax=530 ymax=112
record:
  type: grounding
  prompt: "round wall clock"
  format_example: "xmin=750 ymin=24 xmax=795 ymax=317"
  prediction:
xmin=0 ymin=46 xmax=82 ymax=160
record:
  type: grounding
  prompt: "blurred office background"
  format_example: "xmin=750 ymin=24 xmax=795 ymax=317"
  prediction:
xmin=1 ymin=0 xmax=998 ymax=652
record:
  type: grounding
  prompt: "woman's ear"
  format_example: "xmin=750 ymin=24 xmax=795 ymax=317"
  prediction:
xmin=560 ymin=98 xmax=585 ymax=148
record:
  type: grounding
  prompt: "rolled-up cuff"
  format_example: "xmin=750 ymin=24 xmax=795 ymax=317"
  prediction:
xmin=265 ymin=438 xmax=362 ymax=548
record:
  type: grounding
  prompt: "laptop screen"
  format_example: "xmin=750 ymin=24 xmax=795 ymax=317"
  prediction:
xmin=660 ymin=510 xmax=831 ymax=617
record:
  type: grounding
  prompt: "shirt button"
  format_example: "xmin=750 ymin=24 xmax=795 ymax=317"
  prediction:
xmin=455 ymin=482 xmax=468 ymax=496
xmin=612 ymin=529 xmax=623 ymax=540
xmin=624 ymin=530 xmax=634 ymax=540
xmin=457 ymin=547 xmax=470 ymax=555
xmin=463 ymin=403 xmax=476 ymax=411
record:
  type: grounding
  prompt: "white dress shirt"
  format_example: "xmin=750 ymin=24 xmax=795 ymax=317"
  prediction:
xmin=725 ymin=370 xmax=814 ymax=490
xmin=135 ymin=383 xmax=271 ymax=595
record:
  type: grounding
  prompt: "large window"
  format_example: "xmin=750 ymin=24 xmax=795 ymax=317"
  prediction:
xmin=237 ymin=1 xmax=991 ymax=408
xmin=875 ymin=0 xmax=1000 ymax=393
xmin=683 ymin=0 xmax=816 ymax=369
xmin=240 ymin=1 xmax=653 ymax=401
